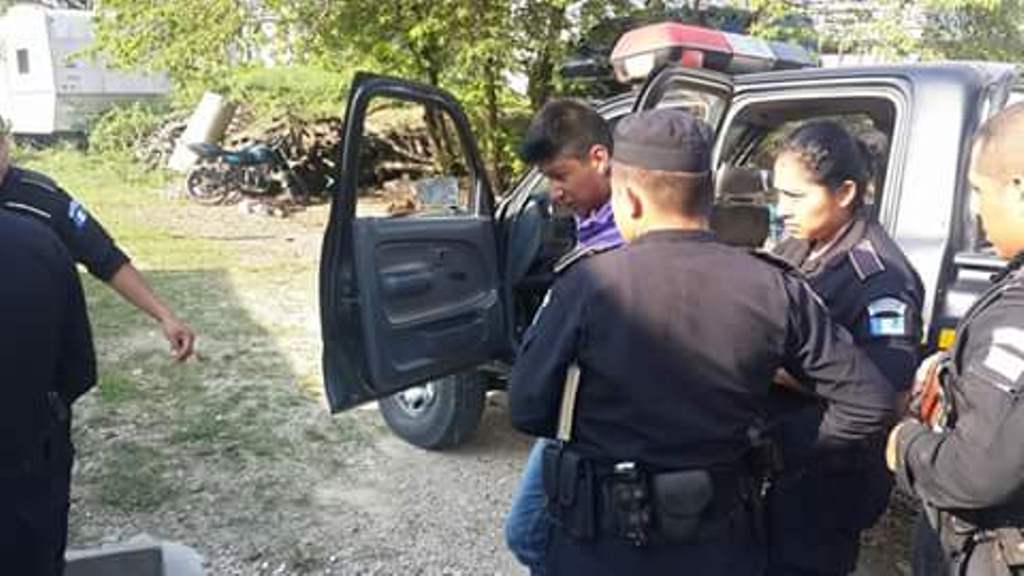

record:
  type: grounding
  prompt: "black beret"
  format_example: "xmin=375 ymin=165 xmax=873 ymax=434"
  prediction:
xmin=613 ymin=109 xmax=713 ymax=173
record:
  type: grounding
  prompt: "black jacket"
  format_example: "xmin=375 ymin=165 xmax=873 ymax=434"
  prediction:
xmin=509 ymin=229 xmax=895 ymax=471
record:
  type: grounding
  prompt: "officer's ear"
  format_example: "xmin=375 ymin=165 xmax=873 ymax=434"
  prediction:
xmin=626 ymin=186 xmax=644 ymax=220
xmin=835 ymin=180 xmax=859 ymax=210
xmin=588 ymin=144 xmax=611 ymax=177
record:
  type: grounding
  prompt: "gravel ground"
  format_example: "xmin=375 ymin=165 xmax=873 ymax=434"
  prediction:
xmin=64 ymin=190 xmax=916 ymax=575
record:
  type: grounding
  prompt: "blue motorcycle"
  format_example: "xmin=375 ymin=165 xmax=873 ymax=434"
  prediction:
xmin=186 ymin=136 xmax=308 ymax=205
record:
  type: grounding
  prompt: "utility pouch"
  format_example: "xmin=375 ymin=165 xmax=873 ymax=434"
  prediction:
xmin=542 ymin=443 xmax=596 ymax=541
xmin=603 ymin=462 xmax=653 ymax=546
xmin=651 ymin=469 xmax=714 ymax=543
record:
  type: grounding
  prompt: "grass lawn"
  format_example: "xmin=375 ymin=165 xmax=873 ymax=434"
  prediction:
xmin=13 ymin=146 xmax=380 ymax=570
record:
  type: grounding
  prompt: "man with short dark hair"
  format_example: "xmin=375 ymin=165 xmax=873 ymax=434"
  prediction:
xmin=509 ymin=109 xmax=895 ymax=574
xmin=889 ymin=102 xmax=1024 ymax=576
xmin=505 ymin=99 xmax=622 ymax=574
xmin=0 ymin=209 xmax=95 ymax=575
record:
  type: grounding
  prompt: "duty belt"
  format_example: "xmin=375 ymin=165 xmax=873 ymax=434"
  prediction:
xmin=542 ymin=443 xmax=756 ymax=547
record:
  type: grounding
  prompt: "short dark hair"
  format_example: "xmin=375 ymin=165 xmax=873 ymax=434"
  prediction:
xmin=613 ymin=161 xmax=713 ymax=217
xmin=519 ymin=99 xmax=612 ymax=165
xmin=778 ymin=120 xmax=875 ymax=208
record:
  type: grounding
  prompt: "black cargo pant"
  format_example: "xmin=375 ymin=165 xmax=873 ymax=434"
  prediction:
xmin=0 ymin=419 xmax=73 ymax=576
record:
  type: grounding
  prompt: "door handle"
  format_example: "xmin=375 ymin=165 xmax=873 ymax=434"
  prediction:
xmin=381 ymin=266 xmax=435 ymax=298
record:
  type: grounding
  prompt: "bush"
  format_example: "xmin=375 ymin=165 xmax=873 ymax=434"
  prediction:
xmin=88 ymin=102 xmax=169 ymax=158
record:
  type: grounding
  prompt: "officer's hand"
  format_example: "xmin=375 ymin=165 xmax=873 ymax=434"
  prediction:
xmin=886 ymin=421 xmax=908 ymax=472
xmin=772 ymin=368 xmax=803 ymax=391
xmin=160 ymin=315 xmax=196 ymax=362
xmin=912 ymin=353 xmax=945 ymax=398
xmin=907 ymin=352 xmax=947 ymax=426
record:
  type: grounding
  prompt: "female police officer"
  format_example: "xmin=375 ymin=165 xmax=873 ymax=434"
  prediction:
xmin=766 ymin=120 xmax=925 ymax=576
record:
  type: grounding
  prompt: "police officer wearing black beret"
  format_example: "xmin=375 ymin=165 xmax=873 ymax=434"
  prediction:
xmin=889 ymin=102 xmax=1024 ymax=576
xmin=766 ymin=121 xmax=925 ymax=576
xmin=0 ymin=210 xmax=95 ymax=575
xmin=508 ymin=109 xmax=896 ymax=575
xmin=0 ymin=116 xmax=195 ymax=361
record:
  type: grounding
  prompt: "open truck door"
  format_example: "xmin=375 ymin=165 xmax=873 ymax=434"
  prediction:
xmin=319 ymin=73 xmax=508 ymax=416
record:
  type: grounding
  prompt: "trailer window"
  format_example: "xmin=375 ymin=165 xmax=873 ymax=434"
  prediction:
xmin=16 ymin=50 xmax=29 ymax=75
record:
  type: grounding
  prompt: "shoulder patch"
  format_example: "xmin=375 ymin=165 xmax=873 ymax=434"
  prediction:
xmin=977 ymin=327 xmax=1024 ymax=394
xmin=867 ymin=296 xmax=909 ymax=337
xmin=848 ymin=239 xmax=886 ymax=282
xmin=554 ymin=243 xmax=616 ymax=275
xmin=68 ymin=200 xmax=89 ymax=229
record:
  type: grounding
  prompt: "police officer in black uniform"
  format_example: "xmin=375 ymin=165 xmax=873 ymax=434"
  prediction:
xmin=508 ymin=109 xmax=896 ymax=575
xmin=766 ymin=121 xmax=925 ymax=575
xmin=0 ymin=210 xmax=96 ymax=575
xmin=0 ymin=116 xmax=195 ymax=361
xmin=889 ymin=102 xmax=1024 ymax=576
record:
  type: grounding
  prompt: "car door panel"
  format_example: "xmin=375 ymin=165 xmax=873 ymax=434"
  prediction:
xmin=320 ymin=72 xmax=506 ymax=412
xmin=354 ymin=216 xmax=504 ymax=389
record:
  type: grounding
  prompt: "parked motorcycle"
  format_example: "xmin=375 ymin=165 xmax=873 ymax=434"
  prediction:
xmin=185 ymin=137 xmax=308 ymax=205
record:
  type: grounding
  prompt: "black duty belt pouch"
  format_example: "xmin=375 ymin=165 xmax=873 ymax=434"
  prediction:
xmin=651 ymin=470 xmax=714 ymax=543
xmin=542 ymin=443 xmax=597 ymax=541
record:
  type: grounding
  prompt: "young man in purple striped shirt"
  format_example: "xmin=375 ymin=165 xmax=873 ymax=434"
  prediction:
xmin=504 ymin=99 xmax=622 ymax=574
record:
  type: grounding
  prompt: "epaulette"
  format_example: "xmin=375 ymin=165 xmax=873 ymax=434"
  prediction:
xmin=554 ymin=243 xmax=617 ymax=275
xmin=749 ymin=248 xmax=802 ymax=276
xmin=17 ymin=168 xmax=61 ymax=194
xmin=848 ymin=239 xmax=886 ymax=282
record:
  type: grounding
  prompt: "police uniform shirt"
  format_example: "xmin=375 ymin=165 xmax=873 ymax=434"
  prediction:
xmin=0 ymin=210 xmax=95 ymax=466
xmin=894 ymin=255 xmax=1024 ymax=517
xmin=775 ymin=215 xmax=924 ymax=389
xmin=509 ymin=229 xmax=895 ymax=471
xmin=767 ymin=215 xmax=925 ymax=573
xmin=0 ymin=166 xmax=130 ymax=281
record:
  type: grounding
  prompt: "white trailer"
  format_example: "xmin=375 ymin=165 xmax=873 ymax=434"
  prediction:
xmin=0 ymin=4 xmax=170 ymax=135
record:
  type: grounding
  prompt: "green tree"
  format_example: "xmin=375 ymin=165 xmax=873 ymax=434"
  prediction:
xmin=90 ymin=0 xmax=253 ymax=98
xmin=921 ymin=0 xmax=1024 ymax=60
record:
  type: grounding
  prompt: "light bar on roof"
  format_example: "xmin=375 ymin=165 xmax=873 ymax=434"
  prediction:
xmin=723 ymin=32 xmax=776 ymax=73
xmin=610 ymin=22 xmax=816 ymax=83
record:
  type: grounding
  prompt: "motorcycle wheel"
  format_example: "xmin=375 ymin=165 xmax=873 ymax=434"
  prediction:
xmin=186 ymin=167 xmax=232 ymax=205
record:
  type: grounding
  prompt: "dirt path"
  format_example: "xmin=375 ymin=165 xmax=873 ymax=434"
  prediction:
xmin=63 ymin=182 xmax=914 ymax=575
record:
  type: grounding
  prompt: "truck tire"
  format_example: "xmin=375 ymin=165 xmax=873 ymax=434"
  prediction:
xmin=378 ymin=371 xmax=487 ymax=450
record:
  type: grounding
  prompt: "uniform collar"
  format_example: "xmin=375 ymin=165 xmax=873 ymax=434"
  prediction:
xmin=777 ymin=214 xmax=870 ymax=276
xmin=632 ymin=228 xmax=716 ymax=245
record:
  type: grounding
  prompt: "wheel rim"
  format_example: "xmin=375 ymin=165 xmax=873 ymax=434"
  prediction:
xmin=393 ymin=383 xmax=437 ymax=417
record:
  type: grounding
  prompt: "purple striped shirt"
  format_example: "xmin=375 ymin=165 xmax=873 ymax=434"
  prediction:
xmin=574 ymin=201 xmax=623 ymax=251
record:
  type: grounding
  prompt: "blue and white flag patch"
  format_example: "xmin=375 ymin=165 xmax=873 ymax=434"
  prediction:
xmin=68 ymin=200 xmax=89 ymax=230
xmin=867 ymin=297 xmax=908 ymax=337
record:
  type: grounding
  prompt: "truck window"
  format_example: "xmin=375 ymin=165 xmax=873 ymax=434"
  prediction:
xmin=715 ymin=96 xmax=897 ymax=248
xmin=16 ymin=49 xmax=29 ymax=75
xmin=355 ymin=98 xmax=473 ymax=219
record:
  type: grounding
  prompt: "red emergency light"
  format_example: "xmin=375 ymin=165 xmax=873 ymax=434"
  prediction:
xmin=611 ymin=22 xmax=816 ymax=83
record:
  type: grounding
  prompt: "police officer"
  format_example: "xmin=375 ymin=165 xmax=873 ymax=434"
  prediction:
xmin=508 ymin=109 xmax=896 ymax=575
xmin=505 ymin=99 xmax=624 ymax=575
xmin=766 ymin=121 xmax=924 ymax=575
xmin=888 ymin=102 xmax=1024 ymax=576
xmin=0 ymin=115 xmax=195 ymax=361
xmin=0 ymin=210 xmax=96 ymax=575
